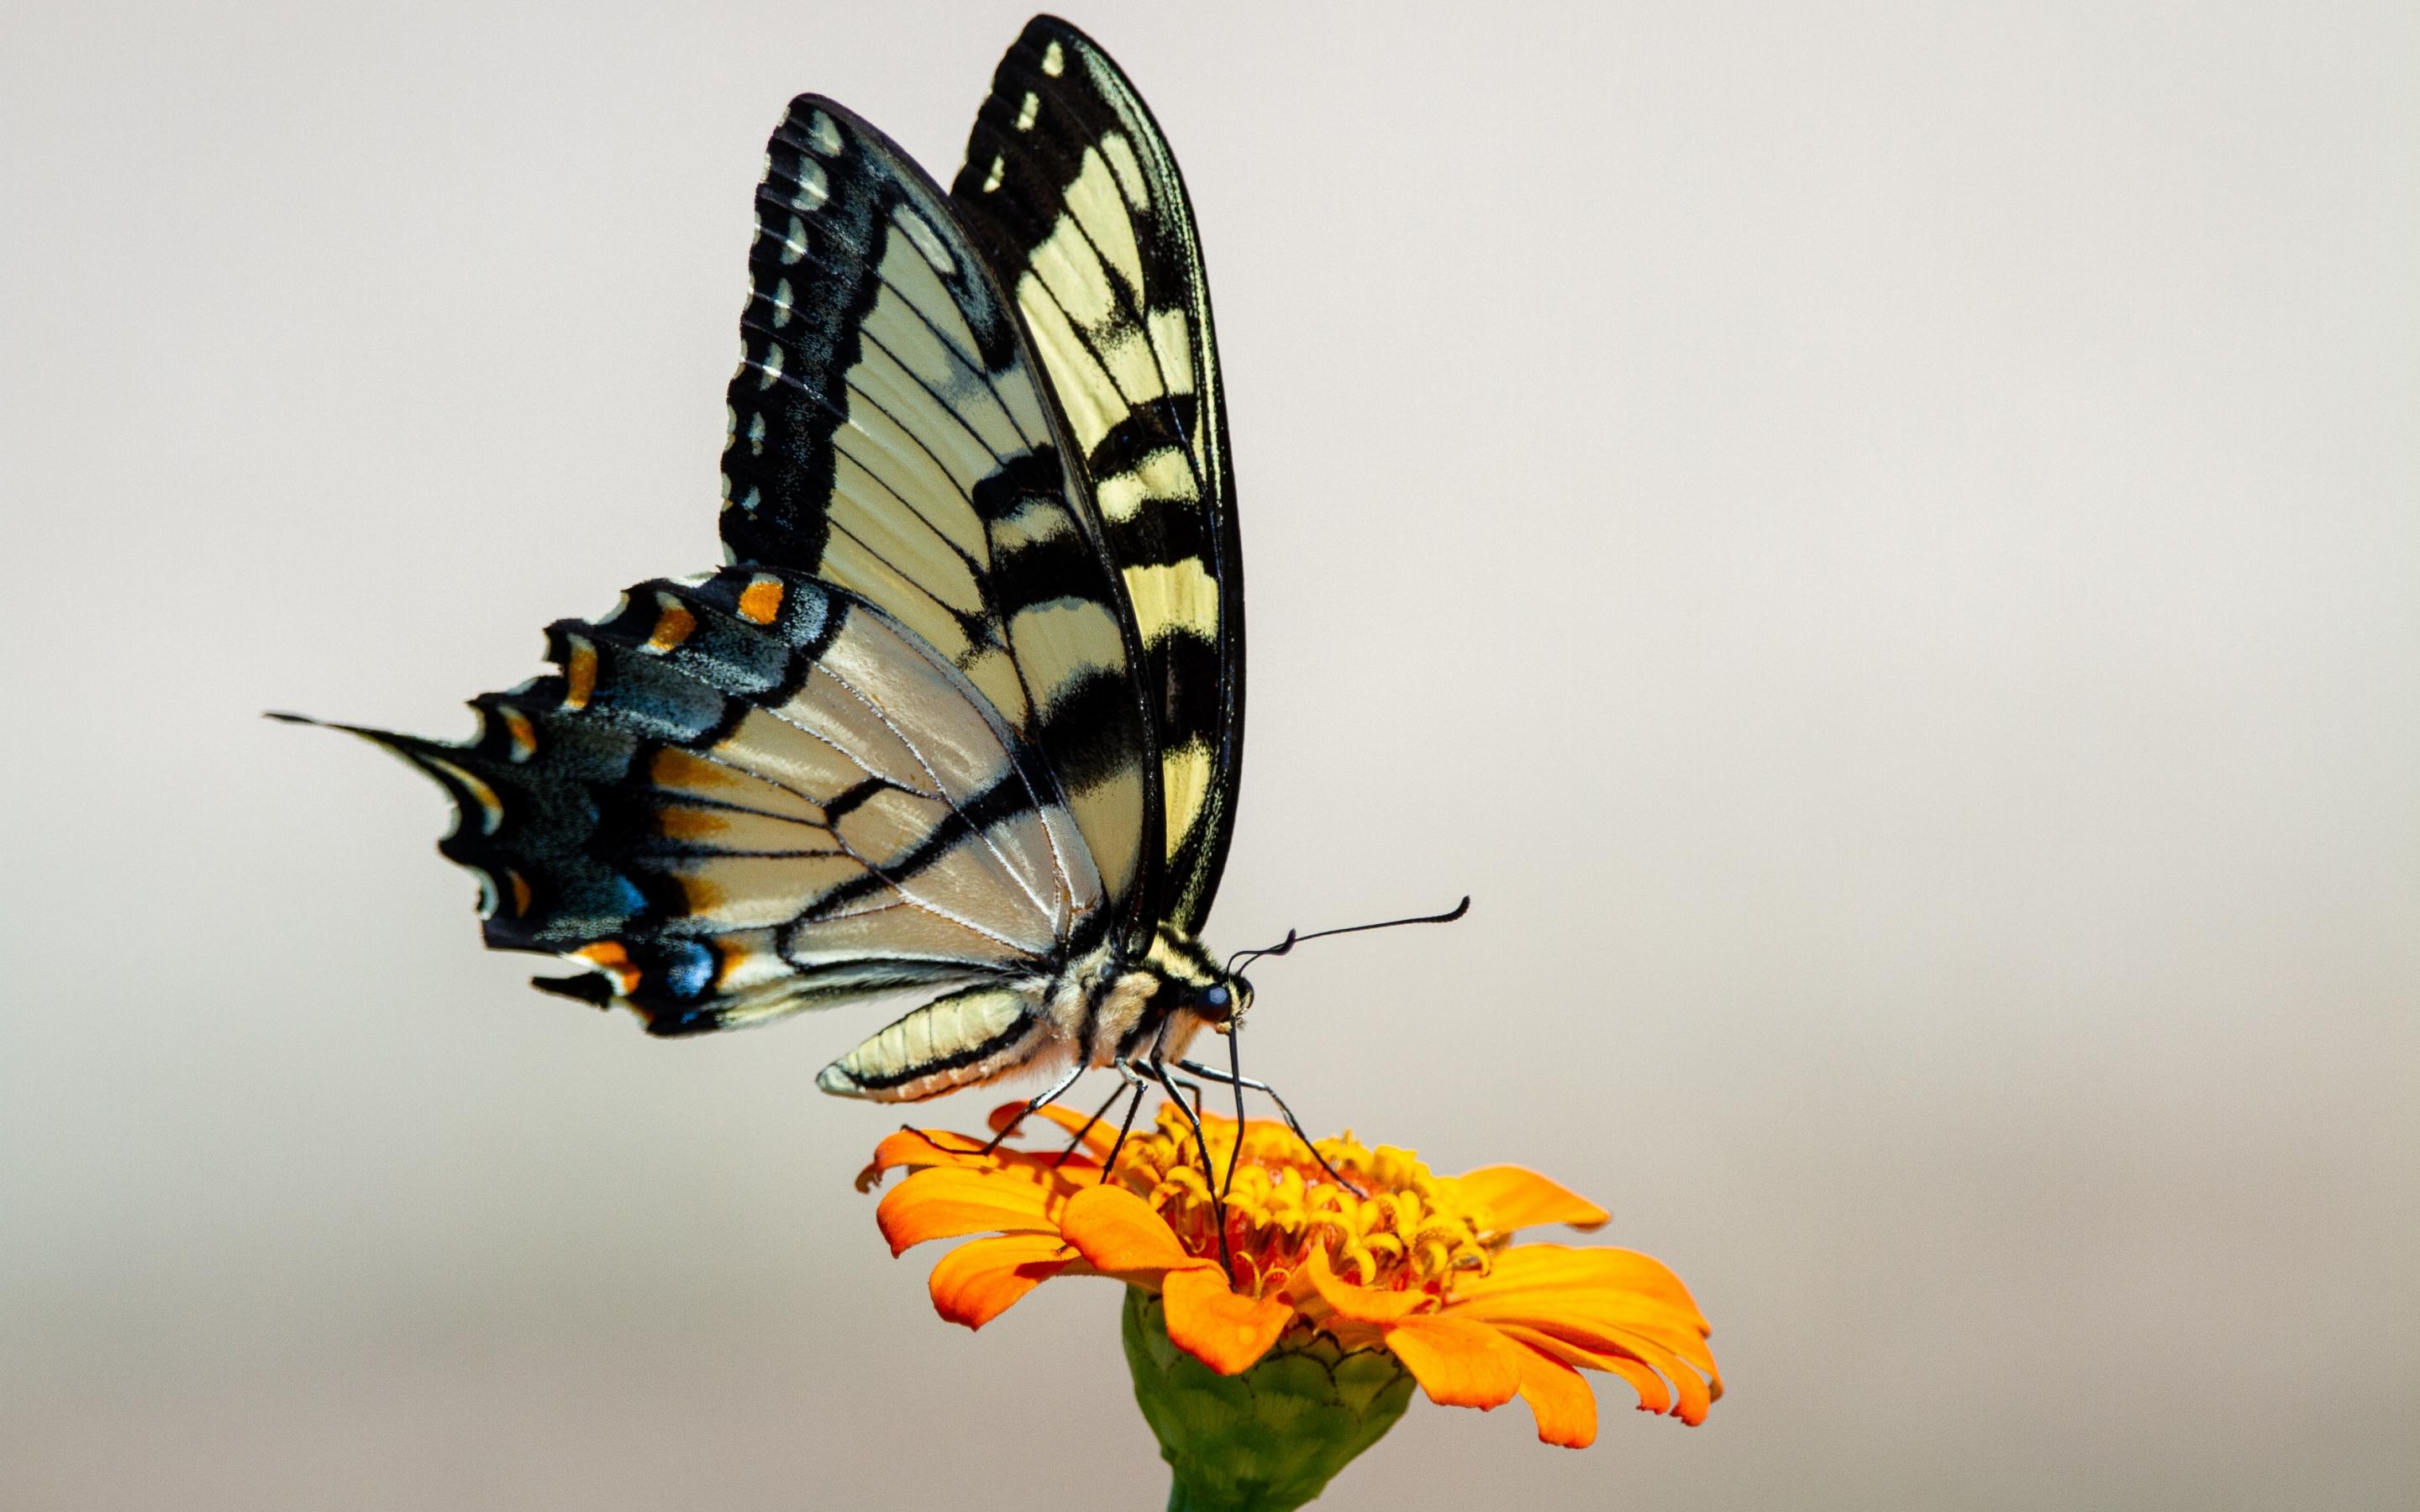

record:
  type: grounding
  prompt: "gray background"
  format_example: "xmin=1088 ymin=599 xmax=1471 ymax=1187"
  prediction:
xmin=3 ymin=2 xmax=2413 ymax=1508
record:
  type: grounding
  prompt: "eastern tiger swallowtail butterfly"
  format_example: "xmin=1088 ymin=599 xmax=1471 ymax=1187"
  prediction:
xmin=284 ymin=17 xmax=1309 ymax=1123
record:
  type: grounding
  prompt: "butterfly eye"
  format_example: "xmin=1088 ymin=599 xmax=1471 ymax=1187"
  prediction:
xmin=1198 ymin=983 xmax=1233 ymax=1021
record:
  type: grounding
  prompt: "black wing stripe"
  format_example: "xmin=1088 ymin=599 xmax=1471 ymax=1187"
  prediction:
xmin=986 ymin=144 xmax=1193 ymax=459
xmin=951 ymin=19 xmax=1242 ymax=936
xmin=807 ymin=632 xmax=1063 ymax=930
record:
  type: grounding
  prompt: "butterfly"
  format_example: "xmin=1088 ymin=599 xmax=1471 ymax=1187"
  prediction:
xmin=287 ymin=17 xmax=1328 ymax=1141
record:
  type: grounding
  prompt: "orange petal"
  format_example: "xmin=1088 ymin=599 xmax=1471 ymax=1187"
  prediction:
xmin=1022 ymin=1102 xmax=1124 ymax=1158
xmin=1592 ymin=1331 xmax=1714 ymax=1422
xmin=1301 ymin=1244 xmax=1432 ymax=1325
xmin=1161 ymin=1266 xmax=1293 ymax=1374
xmin=856 ymin=1127 xmax=997 ymax=1190
xmin=1444 ymin=1247 xmax=1715 ymax=1381
xmin=1496 ymin=1322 xmax=1712 ymax=1425
xmin=1382 ymin=1315 xmax=1526 ymax=1410
xmin=1656 ymin=1344 xmax=1715 ymax=1425
xmin=1467 ymin=1307 xmax=1718 ymax=1407
xmin=1449 ymin=1296 xmax=1713 ymax=1366
xmin=1480 ymin=1305 xmax=1719 ymax=1394
xmin=1057 ymin=1185 xmax=1202 ymax=1275
xmin=1601 ymin=1355 xmax=1680 ymax=1417
xmin=1454 ymin=1244 xmax=1707 ymax=1325
xmin=1453 ymin=1165 xmax=1610 ymax=1233
xmin=1492 ymin=1323 xmax=1672 ymax=1416
xmin=1512 ymin=1341 xmax=1600 ymax=1447
xmin=928 ymin=1233 xmax=1076 ymax=1329
xmin=875 ymin=1168 xmax=1059 ymax=1256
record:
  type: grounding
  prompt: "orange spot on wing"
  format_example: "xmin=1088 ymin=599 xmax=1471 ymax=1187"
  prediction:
xmin=573 ymin=942 xmax=639 ymax=994
xmin=563 ymin=638 xmax=597 ymax=710
xmin=676 ymin=874 xmax=726 ymax=915
xmin=498 ymin=706 xmax=536 ymax=761
xmin=737 ymin=575 xmax=784 ymax=625
xmin=506 ymin=869 xmax=533 ymax=916
xmin=644 ymin=598 xmax=697 ymax=653
xmin=651 ymin=748 xmax=730 ymax=790
xmin=713 ymin=937 xmax=753 ymax=988
xmin=655 ymin=805 xmax=729 ymax=840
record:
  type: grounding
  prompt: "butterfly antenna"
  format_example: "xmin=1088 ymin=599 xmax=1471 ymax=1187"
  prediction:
xmin=1226 ymin=895 xmax=1470 ymax=976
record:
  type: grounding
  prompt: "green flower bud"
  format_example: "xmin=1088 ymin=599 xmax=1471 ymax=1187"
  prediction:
xmin=1122 ymin=1287 xmax=1416 ymax=1512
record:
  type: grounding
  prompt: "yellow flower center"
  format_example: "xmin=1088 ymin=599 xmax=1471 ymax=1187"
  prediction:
xmin=1110 ymin=1106 xmax=1495 ymax=1299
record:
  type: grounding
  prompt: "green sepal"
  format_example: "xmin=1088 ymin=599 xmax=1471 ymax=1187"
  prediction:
xmin=1121 ymin=1287 xmax=1414 ymax=1512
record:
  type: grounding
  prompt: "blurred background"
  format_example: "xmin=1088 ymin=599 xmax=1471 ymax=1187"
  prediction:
xmin=3 ymin=2 xmax=2412 ymax=1507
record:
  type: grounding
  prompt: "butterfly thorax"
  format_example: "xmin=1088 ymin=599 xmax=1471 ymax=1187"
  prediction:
xmin=1050 ymin=925 xmax=1251 ymax=1070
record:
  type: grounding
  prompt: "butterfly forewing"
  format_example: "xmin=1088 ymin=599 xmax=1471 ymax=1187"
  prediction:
xmin=950 ymin=17 xmax=1245 ymax=937
xmin=719 ymin=95 xmax=1163 ymax=943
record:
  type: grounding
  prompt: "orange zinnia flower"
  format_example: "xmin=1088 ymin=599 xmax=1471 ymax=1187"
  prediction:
xmin=859 ymin=1101 xmax=1720 ymax=1448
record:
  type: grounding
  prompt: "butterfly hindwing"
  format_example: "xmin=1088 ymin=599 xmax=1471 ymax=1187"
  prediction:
xmin=719 ymin=95 xmax=1164 ymax=947
xmin=950 ymin=16 xmax=1245 ymax=936
xmin=293 ymin=567 xmax=1107 ymax=1041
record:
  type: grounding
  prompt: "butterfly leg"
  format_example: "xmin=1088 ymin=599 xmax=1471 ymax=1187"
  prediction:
xmin=1155 ymin=1064 xmax=1209 ymax=1122
xmin=981 ymin=1061 xmax=1087 ymax=1156
xmin=1141 ymin=1050 xmax=1234 ymax=1276
xmin=1097 ymin=1062 xmax=1154 ymax=1180
xmin=1220 ymin=1026 xmax=1246 ymax=1198
xmin=1052 ymin=1077 xmax=1136 ymax=1170
xmin=1172 ymin=1058 xmax=1365 ymax=1197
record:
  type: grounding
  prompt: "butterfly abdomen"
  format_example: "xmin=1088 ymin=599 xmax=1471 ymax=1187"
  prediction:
xmin=815 ymin=984 xmax=1053 ymax=1100
xmin=817 ymin=926 xmax=1237 ymax=1105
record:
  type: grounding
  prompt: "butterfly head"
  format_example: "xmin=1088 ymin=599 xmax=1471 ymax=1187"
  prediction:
xmin=1191 ymin=973 xmax=1252 ymax=1027
xmin=1143 ymin=927 xmax=1255 ymax=1033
